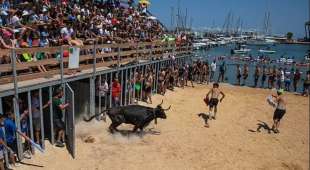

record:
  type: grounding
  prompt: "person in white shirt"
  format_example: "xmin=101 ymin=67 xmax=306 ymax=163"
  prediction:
xmin=280 ymin=68 xmax=285 ymax=88
xmin=96 ymin=77 xmax=109 ymax=117
xmin=210 ymin=60 xmax=216 ymax=82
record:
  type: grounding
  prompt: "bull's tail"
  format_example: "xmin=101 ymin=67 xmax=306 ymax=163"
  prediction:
xmin=83 ymin=109 xmax=109 ymax=122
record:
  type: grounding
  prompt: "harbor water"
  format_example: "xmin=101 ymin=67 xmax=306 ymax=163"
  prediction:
xmin=194 ymin=44 xmax=310 ymax=92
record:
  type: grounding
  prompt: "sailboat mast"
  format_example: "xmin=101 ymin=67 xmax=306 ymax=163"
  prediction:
xmin=185 ymin=8 xmax=188 ymax=30
xmin=177 ymin=0 xmax=180 ymax=33
xmin=171 ymin=6 xmax=175 ymax=31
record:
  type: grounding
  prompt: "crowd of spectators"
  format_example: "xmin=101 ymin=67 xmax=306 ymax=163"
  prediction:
xmin=0 ymin=0 xmax=168 ymax=73
xmin=0 ymin=0 xmax=165 ymax=49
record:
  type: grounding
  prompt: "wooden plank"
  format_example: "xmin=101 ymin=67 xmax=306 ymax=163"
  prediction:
xmin=0 ymin=49 xmax=10 ymax=56
xmin=0 ymin=50 xmax=132 ymax=73
xmin=0 ymin=40 xmax=173 ymax=56
xmin=15 ymin=46 xmax=65 ymax=54
xmin=0 ymin=60 xmax=120 ymax=84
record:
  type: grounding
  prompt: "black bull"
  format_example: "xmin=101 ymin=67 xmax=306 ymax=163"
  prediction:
xmin=84 ymin=101 xmax=171 ymax=133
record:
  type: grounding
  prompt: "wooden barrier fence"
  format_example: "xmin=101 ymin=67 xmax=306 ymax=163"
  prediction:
xmin=0 ymin=41 xmax=192 ymax=84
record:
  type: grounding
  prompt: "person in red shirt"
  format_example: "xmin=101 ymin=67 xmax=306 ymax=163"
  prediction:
xmin=111 ymin=18 xmax=118 ymax=26
xmin=112 ymin=78 xmax=121 ymax=107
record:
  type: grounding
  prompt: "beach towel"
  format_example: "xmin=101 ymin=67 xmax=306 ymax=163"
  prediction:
xmin=36 ymin=52 xmax=45 ymax=60
xmin=22 ymin=53 xmax=33 ymax=62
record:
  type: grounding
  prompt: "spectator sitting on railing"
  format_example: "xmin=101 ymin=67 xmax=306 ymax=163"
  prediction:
xmin=0 ymin=26 xmax=14 ymax=48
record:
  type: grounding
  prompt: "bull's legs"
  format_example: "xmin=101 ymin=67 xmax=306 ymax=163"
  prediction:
xmin=132 ymin=126 xmax=139 ymax=133
xmin=132 ymin=126 xmax=144 ymax=133
xmin=109 ymin=122 xmax=122 ymax=133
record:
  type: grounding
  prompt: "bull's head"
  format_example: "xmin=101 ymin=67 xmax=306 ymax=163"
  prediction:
xmin=154 ymin=100 xmax=171 ymax=120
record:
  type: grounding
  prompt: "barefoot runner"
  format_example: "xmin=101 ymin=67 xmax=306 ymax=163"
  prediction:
xmin=270 ymin=89 xmax=286 ymax=133
xmin=204 ymin=83 xmax=225 ymax=127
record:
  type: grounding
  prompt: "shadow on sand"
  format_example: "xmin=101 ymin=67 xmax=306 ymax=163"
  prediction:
xmin=197 ymin=113 xmax=209 ymax=125
xmin=248 ymin=120 xmax=273 ymax=134
xmin=19 ymin=161 xmax=44 ymax=168
xmin=109 ymin=128 xmax=161 ymax=138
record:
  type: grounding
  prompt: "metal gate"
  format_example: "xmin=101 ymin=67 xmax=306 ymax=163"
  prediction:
xmin=65 ymin=83 xmax=75 ymax=158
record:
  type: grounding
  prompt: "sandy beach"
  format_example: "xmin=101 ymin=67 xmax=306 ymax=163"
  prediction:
xmin=16 ymin=83 xmax=309 ymax=170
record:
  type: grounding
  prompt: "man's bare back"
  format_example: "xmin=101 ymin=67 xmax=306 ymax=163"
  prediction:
xmin=210 ymin=88 xmax=221 ymax=99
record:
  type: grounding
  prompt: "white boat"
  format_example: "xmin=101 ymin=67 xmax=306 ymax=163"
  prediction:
xmin=247 ymin=38 xmax=276 ymax=46
xmin=233 ymin=49 xmax=251 ymax=54
xmin=193 ymin=42 xmax=207 ymax=50
xmin=278 ymin=58 xmax=294 ymax=64
xmin=232 ymin=45 xmax=251 ymax=54
xmin=219 ymin=40 xmax=227 ymax=45
xmin=247 ymin=40 xmax=270 ymax=46
xmin=258 ymin=49 xmax=276 ymax=54
xmin=286 ymin=59 xmax=294 ymax=64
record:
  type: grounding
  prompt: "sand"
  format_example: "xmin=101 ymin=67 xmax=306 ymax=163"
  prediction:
xmin=16 ymin=83 xmax=309 ymax=170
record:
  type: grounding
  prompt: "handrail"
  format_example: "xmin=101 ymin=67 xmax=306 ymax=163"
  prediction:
xmin=0 ymin=41 xmax=192 ymax=84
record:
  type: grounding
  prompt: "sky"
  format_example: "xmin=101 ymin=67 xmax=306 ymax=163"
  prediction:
xmin=149 ymin=0 xmax=310 ymax=38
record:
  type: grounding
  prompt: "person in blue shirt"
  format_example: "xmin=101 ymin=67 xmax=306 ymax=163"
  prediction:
xmin=3 ymin=111 xmax=18 ymax=167
xmin=0 ymin=114 xmax=6 ymax=170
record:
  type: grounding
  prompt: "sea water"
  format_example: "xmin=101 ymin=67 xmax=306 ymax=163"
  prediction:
xmin=194 ymin=44 xmax=310 ymax=92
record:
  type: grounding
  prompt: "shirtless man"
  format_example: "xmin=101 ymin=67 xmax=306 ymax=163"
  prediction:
xmin=144 ymin=72 xmax=153 ymax=104
xmin=201 ymin=63 xmax=207 ymax=83
xmin=158 ymin=69 xmax=166 ymax=95
xmin=205 ymin=83 xmax=225 ymax=127
xmin=242 ymin=64 xmax=249 ymax=85
xmin=271 ymin=89 xmax=286 ymax=133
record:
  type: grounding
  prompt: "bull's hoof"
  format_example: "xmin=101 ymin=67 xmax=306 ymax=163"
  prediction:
xmin=83 ymin=136 xmax=95 ymax=143
xmin=109 ymin=128 xmax=115 ymax=134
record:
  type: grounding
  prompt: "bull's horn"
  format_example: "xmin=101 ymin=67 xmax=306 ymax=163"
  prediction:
xmin=164 ymin=105 xmax=171 ymax=111
xmin=159 ymin=100 xmax=164 ymax=106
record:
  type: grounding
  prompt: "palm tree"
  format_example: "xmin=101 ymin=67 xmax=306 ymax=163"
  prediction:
xmin=286 ymin=32 xmax=293 ymax=41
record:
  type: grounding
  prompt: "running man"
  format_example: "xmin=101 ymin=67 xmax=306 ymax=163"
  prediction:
xmin=205 ymin=83 xmax=225 ymax=127
xmin=270 ymin=89 xmax=286 ymax=134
